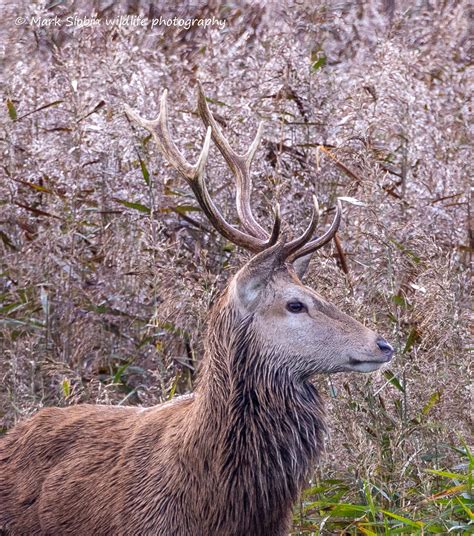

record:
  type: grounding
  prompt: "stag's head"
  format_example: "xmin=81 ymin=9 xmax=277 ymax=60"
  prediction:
xmin=125 ymin=82 xmax=394 ymax=378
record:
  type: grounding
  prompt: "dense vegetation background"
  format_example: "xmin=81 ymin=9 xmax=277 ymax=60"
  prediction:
xmin=0 ymin=1 xmax=472 ymax=533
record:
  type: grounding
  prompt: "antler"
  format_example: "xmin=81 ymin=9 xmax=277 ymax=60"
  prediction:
xmin=124 ymin=91 xmax=279 ymax=254
xmin=197 ymin=81 xmax=268 ymax=241
xmin=125 ymin=83 xmax=342 ymax=263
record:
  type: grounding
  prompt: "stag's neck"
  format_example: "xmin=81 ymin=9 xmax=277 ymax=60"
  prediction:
xmin=183 ymin=311 xmax=326 ymax=534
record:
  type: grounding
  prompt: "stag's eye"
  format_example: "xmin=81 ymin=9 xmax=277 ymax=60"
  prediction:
xmin=286 ymin=301 xmax=307 ymax=314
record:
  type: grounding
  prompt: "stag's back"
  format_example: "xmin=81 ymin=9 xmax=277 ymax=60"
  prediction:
xmin=0 ymin=399 xmax=193 ymax=535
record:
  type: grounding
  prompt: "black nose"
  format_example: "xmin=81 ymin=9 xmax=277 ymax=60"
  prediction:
xmin=377 ymin=338 xmax=394 ymax=359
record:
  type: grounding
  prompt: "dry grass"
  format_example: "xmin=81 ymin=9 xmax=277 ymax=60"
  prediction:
xmin=0 ymin=0 xmax=472 ymax=533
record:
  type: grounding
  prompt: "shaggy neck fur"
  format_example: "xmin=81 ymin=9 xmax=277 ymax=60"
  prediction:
xmin=183 ymin=296 xmax=327 ymax=535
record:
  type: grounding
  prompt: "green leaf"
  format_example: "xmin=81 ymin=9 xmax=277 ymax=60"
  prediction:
xmin=456 ymin=497 xmax=474 ymax=520
xmin=327 ymin=503 xmax=370 ymax=517
xmin=384 ymin=369 xmax=405 ymax=392
xmin=167 ymin=371 xmax=181 ymax=400
xmin=426 ymin=469 xmax=468 ymax=481
xmin=15 ymin=179 xmax=56 ymax=195
xmin=113 ymin=198 xmax=151 ymax=214
xmin=223 ymin=241 xmax=236 ymax=252
xmin=381 ymin=510 xmax=424 ymax=528
xmin=392 ymin=294 xmax=408 ymax=308
xmin=112 ymin=363 xmax=130 ymax=384
xmin=140 ymin=159 xmax=150 ymax=186
xmin=311 ymin=55 xmax=327 ymax=71
xmin=363 ymin=480 xmax=377 ymax=520
xmin=303 ymin=500 xmax=369 ymax=515
xmin=403 ymin=327 xmax=420 ymax=353
xmin=0 ymin=302 xmax=24 ymax=314
xmin=172 ymin=205 xmax=201 ymax=214
xmin=6 ymin=99 xmax=17 ymax=120
xmin=422 ymin=390 xmax=441 ymax=415
xmin=62 ymin=378 xmax=70 ymax=398
xmin=204 ymin=96 xmax=227 ymax=107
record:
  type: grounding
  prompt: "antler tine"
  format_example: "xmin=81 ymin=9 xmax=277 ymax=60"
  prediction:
xmin=125 ymin=92 xmax=269 ymax=253
xmin=197 ymin=81 xmax=269 ymax=241
xmin=282 ymin=196 xmax=320 ymax=259
xmin=267 ymin=204 xmax=281 ymax=247
xmin=124 ymin=92 xmax=194 ymax=179
xmin=287 ymin=199 xmax=343 ymax=262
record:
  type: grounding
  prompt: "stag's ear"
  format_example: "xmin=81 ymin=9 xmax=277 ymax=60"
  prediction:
xmin=292 ymin=253 xmax=313 ymax=280
xmin=234 ymin=270 xmax=270 ymax=310
xmin=233 ymin=242 xmax=285 ymax=310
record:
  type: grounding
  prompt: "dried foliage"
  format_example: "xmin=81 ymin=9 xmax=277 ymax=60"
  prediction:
xmin=0 ymin=0 xmax=472 ymax=533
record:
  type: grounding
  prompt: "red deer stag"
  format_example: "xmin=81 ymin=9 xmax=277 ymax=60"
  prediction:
xmin=0 ymin=82 xmax=394 ymax=536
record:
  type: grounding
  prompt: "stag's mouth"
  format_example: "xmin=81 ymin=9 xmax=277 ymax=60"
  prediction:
xmin=345 ymin=353 xmax=392 ymax=373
